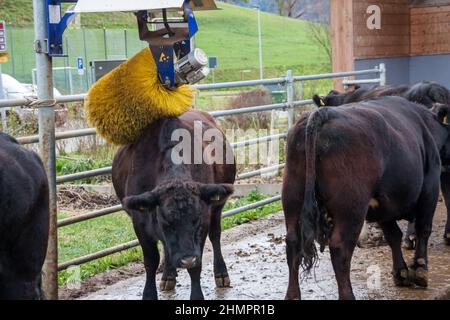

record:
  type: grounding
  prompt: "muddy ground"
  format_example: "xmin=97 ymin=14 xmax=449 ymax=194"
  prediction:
xmin=64 ymin=201 xmax=450 ymax=300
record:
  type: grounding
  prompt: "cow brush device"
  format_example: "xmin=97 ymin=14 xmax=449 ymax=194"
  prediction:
xmin=66 ymin=0 xmax=217 ymax=89
xmin=136 ymin=1 xmax=210 ymax=89
xmin=54 ymin=0 xmax=219 ymax=145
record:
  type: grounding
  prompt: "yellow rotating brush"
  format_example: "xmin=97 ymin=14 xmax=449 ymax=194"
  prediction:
xmin=85 ymin=48 xmax=194 ymax=145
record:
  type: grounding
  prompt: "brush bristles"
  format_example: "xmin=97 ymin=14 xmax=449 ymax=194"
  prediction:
xmin=85 ymin=48 xmax=194 ymax=145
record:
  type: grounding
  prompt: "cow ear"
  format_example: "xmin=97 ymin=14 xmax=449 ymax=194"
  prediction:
xmin=123 ymin=191 xmax=160 ymax=213
xmin=313 ymin=95 xmax=325 ymax=107
xmin=432 ymin=103 xmax=450 ymax=125
xmin=200 ymin=184 xmax=234 ymax=204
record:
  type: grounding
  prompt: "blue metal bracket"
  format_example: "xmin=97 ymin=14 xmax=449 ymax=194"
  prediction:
xmin=46 ymin=0 xmax=78 ymax=57
xmin=153 ymin=0 xmax=199 ymax=88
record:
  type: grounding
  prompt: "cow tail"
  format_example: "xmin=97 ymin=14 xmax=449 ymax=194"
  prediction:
xmin=299 ymin=109 xmax=327 ymax=273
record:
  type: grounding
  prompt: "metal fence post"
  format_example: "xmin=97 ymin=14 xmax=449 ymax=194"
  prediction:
xmin=124 ymin=29 xmax=128 ymax=58
xmin=82 ymin=28 xmax=89 ymax=90
xmin=0 ymin=64 xmax=7 ymax=131
xmin=286 ymin=70 xmax=294 ymax=128
xmin=379 ymin=63 xmax=386 ymax=86
xmin=9 ymin=23 xmax=16 ymax=78
xmin=103 ymin=28 xmax=108 ymax=60
xmin=33 ymin=0 xmax=58 ymax=300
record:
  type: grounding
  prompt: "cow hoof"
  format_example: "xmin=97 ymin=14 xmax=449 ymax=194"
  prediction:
xmin=284 ymin=292 xmax=301 ymax=300
xmin=403 ymin=235 xmax=416 ymax=250
xmin=392 ymin=269 xmax=412 ymax=287
xmin=160 ymin=277 xmax=176 ymax=291
xmin=215 ymin=274 xmax=231 ymax=288
xmin=445 ymin=233 xmax=450 ymax=246
xmin=409 ymin=267 xmax=428 ymax=288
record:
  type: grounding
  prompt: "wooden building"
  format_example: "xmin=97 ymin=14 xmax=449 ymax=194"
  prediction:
xmin=331 ymin=0 xmax=450 ymax=90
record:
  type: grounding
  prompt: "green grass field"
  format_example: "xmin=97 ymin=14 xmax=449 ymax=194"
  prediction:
xmin=1 ymin=2 xmax=331 ymax=92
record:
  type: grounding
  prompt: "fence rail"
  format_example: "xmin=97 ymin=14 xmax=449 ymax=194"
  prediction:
xmin=0 ymin=63 xmax=385 ymax=296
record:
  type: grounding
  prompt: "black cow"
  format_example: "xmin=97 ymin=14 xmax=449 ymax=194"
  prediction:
xmin=0 ymin=132 xmax=49 ymax=300
xmin=313 ymin=81 xmax=450 ymax=247
xmin=313 ymin=81 xmax=450 ymax=109
xmin=283 ymin=97 xmax=450 ymax=300
xmin=112 ymin=110 xmax=236 ymax=300
xmin=313 ymin=84 xmax=410 ymax=107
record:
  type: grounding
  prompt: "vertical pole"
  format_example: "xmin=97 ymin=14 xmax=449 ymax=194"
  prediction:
xmin=286 ymin=70 xmax=294 ymax=129
xmin=379 ymin=63 xmax=386 ymax=86
xmin=32 ymin=69 xmax=37 ymax=92
xmin=33 ymin=0 xmax=58 ymax=300
xmin=257 ymin=8 xmax=263 ymax=80
xmin=103 ymin=28 xmax=108 ymax=60
xmin=82 ymin=28 xmax=89 ymax=90
xmin=124 ymin=29 xmax=128 ymax=58
xmin=0 ymin=64 xmax=7 ymax=131
xmin=9 ymin=24 xmax=16 ymax=78
xmin=68 ymin=67 xmax=73 ymax=95
xmin=64 ymin=37 xmax=69 ymax=92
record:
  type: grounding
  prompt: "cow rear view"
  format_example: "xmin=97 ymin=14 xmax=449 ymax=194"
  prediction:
xmin=283 ymin=97 xmax=450 ymax=299
xmin=0 ymin=132 xmax=49 ymax=300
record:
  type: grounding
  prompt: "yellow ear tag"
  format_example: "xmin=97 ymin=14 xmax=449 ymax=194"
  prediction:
xmin=320 ymin=99 xmax=325 ymax=106
xmin=210 ymin=194 xmax=220 ymax=201
xmin=444 ymin=116 xmax=449 ymax=125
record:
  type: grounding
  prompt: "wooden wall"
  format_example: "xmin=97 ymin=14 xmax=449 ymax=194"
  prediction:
xmin=353 ymin=0 xmax=410 ymax=59
xmin=330 ymin=0 xmax=450 ymax=88
xmin=410 ymin=5 xmax=450 ymax=55
xmin=330 ymin=0 xmax=354 ymax=90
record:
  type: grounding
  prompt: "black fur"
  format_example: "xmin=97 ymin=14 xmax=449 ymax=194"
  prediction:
xmin=0 ymin=132 xmax=49 ymax=300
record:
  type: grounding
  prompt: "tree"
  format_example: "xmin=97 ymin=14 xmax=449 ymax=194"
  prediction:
xmin=306 ymin=2 xmax=331 ymax=64
xmin=276 ymin=0 xmax=305 ymax=18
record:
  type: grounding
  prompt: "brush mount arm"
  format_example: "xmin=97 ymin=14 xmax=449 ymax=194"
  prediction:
xmin=136 ymin=0 xmax=204 ymax=88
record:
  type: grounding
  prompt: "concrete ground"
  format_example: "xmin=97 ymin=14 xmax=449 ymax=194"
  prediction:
xmin=78 ymin=203 xmax=450 ymax=300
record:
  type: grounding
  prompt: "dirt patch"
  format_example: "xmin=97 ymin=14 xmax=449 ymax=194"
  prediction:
xmin=58 ymin=186 xmax=120 ymax=213
xmin=59 ymin=262 xmax=145 ymax=300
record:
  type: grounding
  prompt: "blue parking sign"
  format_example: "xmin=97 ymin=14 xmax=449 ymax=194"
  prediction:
xmin=77 ymin=57 xmax=84 ymax=75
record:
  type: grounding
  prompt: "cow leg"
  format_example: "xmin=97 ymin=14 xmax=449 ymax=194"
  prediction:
xmin=188 ymin=236 xmax=207 ymax=300
xmin=440 ymin=172 xmax=450 ymax=245
xmin=209 ymin=205 xmax=230 ymax=288
xmin=187 ymin=264 xmax=204 ymax=300
xmin=140 ymin=239 xmax=160 ymax=300
xmin=329 ymin=218 xmax=363 ymax=300
xmin=404 ymin=221 xmax=417 ymax=250
xmin=283 ymin=200 xmax=302 ymax=300
xmin=160 ymin=244 xmax=177 ymax=291
xmin=379 ymin=221 xmax=410 ymax=286
xmin=409 ymin=182 xmax=439 ymax=288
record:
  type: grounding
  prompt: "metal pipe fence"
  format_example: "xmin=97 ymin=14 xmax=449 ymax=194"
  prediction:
xmin=0 ymin=57 xmax=385 ymax=297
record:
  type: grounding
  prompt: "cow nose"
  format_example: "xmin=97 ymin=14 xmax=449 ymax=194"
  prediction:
xmin=180 ymin=256 xmax=198 ymax=269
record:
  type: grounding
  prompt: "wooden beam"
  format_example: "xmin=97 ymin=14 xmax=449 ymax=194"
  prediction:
xmin=331 ymin=0 xmax=354 ymax=91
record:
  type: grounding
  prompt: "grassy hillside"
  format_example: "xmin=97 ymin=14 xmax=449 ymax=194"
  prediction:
xmin=0 ymin=1 xmax=330 ymax=90
xmin=0 ymin=0 xmax=136 ymax=27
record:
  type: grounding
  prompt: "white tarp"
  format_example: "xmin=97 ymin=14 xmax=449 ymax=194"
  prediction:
xmin=69 ymin=0 xmax=217 ymax=13
xmin=70 ymin=0 xmax=185 ymax=13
